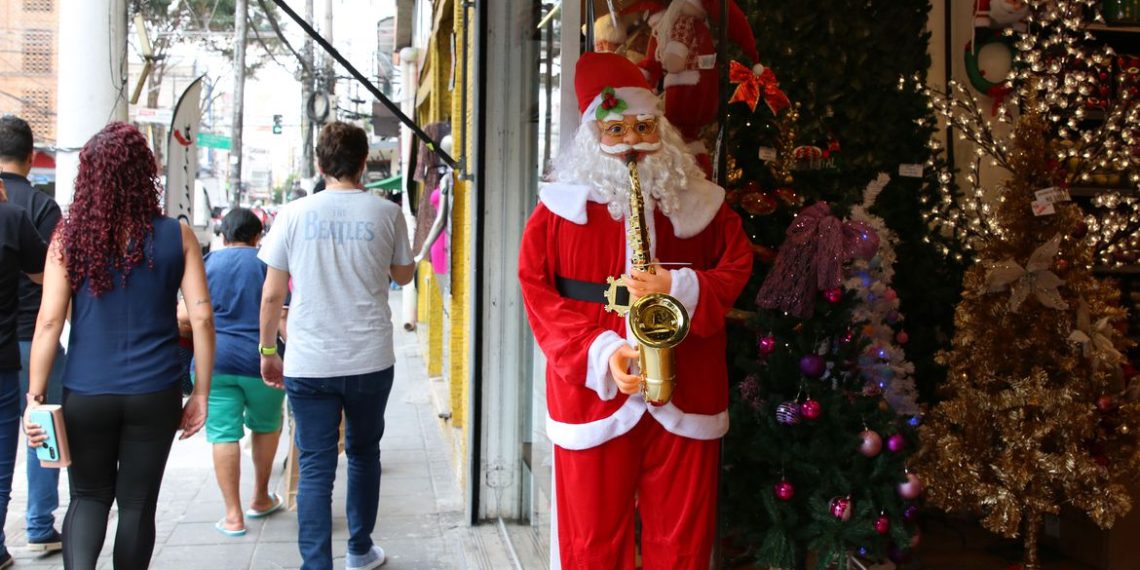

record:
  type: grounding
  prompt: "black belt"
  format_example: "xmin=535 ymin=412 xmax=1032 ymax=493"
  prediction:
xmin=556 ymin=275 xmax=628 ymax=306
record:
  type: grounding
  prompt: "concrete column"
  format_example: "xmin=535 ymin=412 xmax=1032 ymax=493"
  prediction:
xmin=229 ymin=0 xmax=248 ymax=206
xmin=55 ymin=0 xmax=128 ymax=209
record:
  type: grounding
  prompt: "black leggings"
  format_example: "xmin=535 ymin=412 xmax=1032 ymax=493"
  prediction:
xmin=62 ymin=384 xmax=182 ymax=570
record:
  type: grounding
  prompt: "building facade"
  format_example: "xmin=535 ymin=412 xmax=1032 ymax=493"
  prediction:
xmin=0 ymin=0 xmax=58 ymax=143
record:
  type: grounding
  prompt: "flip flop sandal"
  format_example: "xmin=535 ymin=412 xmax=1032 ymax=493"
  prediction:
xmin=214 ymin=519 xmax=247 ymax=537
xmin=245 ymin=493 xmax=285 ymax=519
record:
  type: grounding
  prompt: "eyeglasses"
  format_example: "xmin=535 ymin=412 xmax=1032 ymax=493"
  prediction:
xmin=599 ymin=118 xmax=658 ymax=138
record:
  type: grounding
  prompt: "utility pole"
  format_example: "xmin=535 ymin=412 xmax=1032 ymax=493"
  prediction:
xmin=230 ymin=0 xmax=248 ymax=206
xmin=300 ymin=0 xmax=315 ymax=178
xmin=56 ymin=0 xmax=128 ymax=208
xmin=323 ymin=0 xmax=335 ymax=101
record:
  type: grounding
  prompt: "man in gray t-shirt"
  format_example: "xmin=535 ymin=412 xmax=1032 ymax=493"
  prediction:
xmin=258 ymin=189 xmax=412 ymax=377
xmin=258 ymin=122 xmax=414 ymax=570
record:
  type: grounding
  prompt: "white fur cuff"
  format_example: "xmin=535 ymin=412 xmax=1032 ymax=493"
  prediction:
xmin=663 ymin=40 xmax=690 ymax=61
xmin=587 ymin=331 xmax=629 ymax=401
xmin=669 ymin=268 xmax=700 ymax=316
xmin=663 ymin=70 xmax=701 ymax=88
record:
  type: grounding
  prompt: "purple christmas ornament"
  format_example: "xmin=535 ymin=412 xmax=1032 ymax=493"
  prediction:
xmin=800 ymin=354 xmax=826 ymax=378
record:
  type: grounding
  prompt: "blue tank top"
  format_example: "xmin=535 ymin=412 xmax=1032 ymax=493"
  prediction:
xmin=203 ymin=246 xmax=265 ymax=377
xmin=63 ymin=217 xmax=185 ymax=395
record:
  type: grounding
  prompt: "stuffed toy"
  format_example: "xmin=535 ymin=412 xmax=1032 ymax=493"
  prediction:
xmin=639 ymin=0 xmax=764 ymax=176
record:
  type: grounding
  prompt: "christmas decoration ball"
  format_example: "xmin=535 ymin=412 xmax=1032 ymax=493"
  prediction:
xmin=800 ymin=355 xmax=826 ymax=378
xmin=776 ymin=402 xmax=801 ymax=425
xmin=903 ymin=505 xmax=919 ymax=522
xmin=896 ymin=330 xmax=909 ymax=345
xmin=757 ymin=336 xmax=777 ymax=356
xmin=1055 ymin=257 xmax=1070 ymax=273
xmin=823 ymin=288 xmax=843 ymax=304
xmin=898 ymin=472 xmax=923 ymax=500
xmin=887 ymin=433 xmax=906 ymax=453
xmin=859 ymin=430 xmax=883 ymax=457
xmin=829 ymin=496 xmax=853 ymax=521
xmin=800 ymin=398 xmax=822 ymax=420
xmin=773 ymin=480 xmax=795 ymax=501
xmin=874 ymin=515 xmax=891 ymax=535
xmin=910 ymin=528 xmax=922 ymax=548
xmin=841 ymin=330 xmax=855 ymax=344
xmin=1097 ymin=394 xmax=1117 ymax=412
xmin=884 ymin=288 xmax=898 ymax=301
xmin=740 ymin=192 xmax=778 ymax=216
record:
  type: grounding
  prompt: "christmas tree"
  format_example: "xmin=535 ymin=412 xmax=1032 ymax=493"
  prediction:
xmin=911 ymin=2 xmax=1140 ymax=567
xmin=719 ymin=2 xmax=945 ymax=568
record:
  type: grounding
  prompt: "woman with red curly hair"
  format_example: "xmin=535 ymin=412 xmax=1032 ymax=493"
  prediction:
xmin=23 ymin=122 xmax=215 ymax=569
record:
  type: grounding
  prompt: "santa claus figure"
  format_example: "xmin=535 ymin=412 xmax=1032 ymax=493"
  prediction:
xmin=639 ymin=0 xmax=764 ymax=176
xmin=518 ymin=52 xmax=752 ymax=568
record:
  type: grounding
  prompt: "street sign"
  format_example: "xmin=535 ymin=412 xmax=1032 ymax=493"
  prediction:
xmin=132 ymin=106 xmax=174 ymax=125
xmin=197 ymin=132 xmax=232 ymax=150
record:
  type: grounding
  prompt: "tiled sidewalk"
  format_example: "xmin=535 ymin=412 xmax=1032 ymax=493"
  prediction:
xmin=3 ymin=292 xmax=535 ymax=569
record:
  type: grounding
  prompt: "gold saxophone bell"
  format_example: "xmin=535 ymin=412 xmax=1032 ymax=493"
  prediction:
xmin=601 ymin=153 xmax=690 ymax=406
xmin=629 ymin=293 xmax=690 ymax=405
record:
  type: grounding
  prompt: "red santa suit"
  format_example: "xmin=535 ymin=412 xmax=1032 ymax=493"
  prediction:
xmin=518 ymin=52 xmax=753 ymax=569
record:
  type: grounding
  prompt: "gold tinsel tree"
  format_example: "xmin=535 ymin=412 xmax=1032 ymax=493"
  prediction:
xmin=906 ymin=1 xmax=1140 ymax=568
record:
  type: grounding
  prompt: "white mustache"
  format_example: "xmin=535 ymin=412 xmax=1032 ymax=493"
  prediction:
xmin=600 ymin=141 xmax=663 ymax=154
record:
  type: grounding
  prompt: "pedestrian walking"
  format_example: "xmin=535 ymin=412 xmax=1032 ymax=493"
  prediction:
xmin=0 ymin=175 xmax=47 ymax=570
xmin=188 ymin=208 xmax=286 ymax=537
xmin=0 ymin=115 xmax=63 ymax=554
xmin=23 ymin=122 xmax=214 ymax=570
xmin=258 ymin=121 xmax=414 ymax=570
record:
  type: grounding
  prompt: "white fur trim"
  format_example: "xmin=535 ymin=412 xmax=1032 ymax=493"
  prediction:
xmin=668 ymin=268 xmax=700 ymax=316
xmin=670 ymin=177 xmax=724 ymax=238
xmin=546 ymin=397 xmax=647 ymax=450
xmin=663 ymin=70 xmax=701 ymax=88
xmin=539 ymin=182 xmax=594 ymax=225
xmin=550 ymin=454 xmax=561 ymax=569
xmin=582 ymin=86 xmax=661 ymax=123
xmin=587 ymin=331 xmax=629 ymax=401
xmin=646 ymin=402 xmax=729 ymax=440
xmin=539 ymin=178 xmax=723 ymax=239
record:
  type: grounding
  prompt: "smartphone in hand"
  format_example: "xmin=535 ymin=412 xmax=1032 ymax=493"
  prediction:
xmin=29 ymin=406 xmax=70 ymax=468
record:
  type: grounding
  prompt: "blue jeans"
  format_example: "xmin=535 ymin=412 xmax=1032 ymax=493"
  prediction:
xmin=17 ymin=341 xmax=64 ymax=541
xmin=0 ymin=371 xmax=22 ymax=557
xmin=286 ymin=367 xmax=394 ymax=570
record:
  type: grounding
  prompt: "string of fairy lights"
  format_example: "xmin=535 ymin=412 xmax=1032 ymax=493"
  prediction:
xmin=901 ymin=0 xmax=1139 ymax=266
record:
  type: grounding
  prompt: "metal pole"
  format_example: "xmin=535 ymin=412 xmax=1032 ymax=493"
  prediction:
xmin=56 ymin=0 xmax=128 ymax=209
xmin=269 ymin=0 xmax=459 ymax=169
xmin=715 ymin=0 xmax=728 ymax=187
xmin=323 ymin=0 xmax=335 ymax=94
xmin=301 ymin=0 xmax=315 ymax=178
xmin=585 ymin=0 xmax=595 ymax=52
xmin=230 ymin=0 xmax=248 ymax=206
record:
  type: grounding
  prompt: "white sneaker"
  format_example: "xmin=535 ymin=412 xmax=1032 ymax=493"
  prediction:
xmin=345 ymin=545 xmax=386 ymax=570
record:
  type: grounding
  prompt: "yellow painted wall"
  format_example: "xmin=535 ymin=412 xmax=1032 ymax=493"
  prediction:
xmin=449 ymin=0 xmax=474 ymax=439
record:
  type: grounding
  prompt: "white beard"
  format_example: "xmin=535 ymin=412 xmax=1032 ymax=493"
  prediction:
xmin=550 ymin=116 xmax=706 ymax=221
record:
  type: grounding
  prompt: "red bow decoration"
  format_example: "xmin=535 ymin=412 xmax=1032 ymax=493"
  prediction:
xmin=728 ymin=61 xmax=791 ymax=115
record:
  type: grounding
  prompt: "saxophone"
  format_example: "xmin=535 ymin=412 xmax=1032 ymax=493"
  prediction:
xmin=603 ymin=154 xmax=691 ymax=405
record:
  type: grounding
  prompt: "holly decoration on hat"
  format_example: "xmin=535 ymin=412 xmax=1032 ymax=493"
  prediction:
xmin=595 ymin=87 xmax=628 ymax=121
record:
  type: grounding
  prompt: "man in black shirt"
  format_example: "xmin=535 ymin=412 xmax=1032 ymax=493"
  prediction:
xmin=0 ymin=173 xmax=47 ymax=569
xmin=0 ymin=115 xmax=63 ymax=555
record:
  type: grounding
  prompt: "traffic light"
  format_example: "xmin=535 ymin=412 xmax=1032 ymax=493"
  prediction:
xmin=272 ymin=114 xmax=283 ymax=135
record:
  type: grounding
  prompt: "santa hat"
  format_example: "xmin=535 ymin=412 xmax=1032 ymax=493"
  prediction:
xmin=576 ymin=51 xmax=660 ymax=123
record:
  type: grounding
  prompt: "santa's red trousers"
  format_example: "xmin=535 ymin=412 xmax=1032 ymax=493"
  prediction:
xmin=554 ymin=414 xmax=720 ymax=569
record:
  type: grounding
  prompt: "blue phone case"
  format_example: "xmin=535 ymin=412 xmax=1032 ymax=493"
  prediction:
xmin=30 ymin=409 xmax=60 ymax=463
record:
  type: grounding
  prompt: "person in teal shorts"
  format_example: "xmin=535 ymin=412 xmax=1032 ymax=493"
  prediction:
xmin=183 ymin=208 xmax=287 ymax=536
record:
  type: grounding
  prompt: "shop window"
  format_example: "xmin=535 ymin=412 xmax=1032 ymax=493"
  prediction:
xmin=22 ymin=30 xmax=52 ymax=75
xmin=23 ymin=0 xmax=53 ymax=12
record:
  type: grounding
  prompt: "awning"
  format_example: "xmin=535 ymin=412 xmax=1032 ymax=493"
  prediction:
xmin=365 ymin=175 xmax=403 ymax=191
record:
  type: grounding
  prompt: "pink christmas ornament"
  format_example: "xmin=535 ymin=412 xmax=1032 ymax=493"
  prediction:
xmin=896 ymin=330 xmax=909 ymax=345
xmin=758 ymin=335 xmax=777 ymax=355
xmin=773 ymin=480 xmax=795 ymax=501
xmin=887 ymin=433 xmax=906 ymax=453
xmin=874 ymin=515 xmax=891 ymax=535
xmin=829 ymin=496 xmax=853 ymax=521
xmin=898 ymin=472 xmax=923 ymax=500
xmin=859 ymin=430 xmax=883 ymax=457
xmin=823 ymin=287 xmax=843 ymax=304
xmin=884 ymin=288 xmax=898 ymax=301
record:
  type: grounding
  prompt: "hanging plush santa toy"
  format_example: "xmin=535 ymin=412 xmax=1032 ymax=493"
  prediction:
xmin=639 ymin=0 xmax=765 ymax=176
xmin=518 ymin=52 xmax=753 ymax=568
